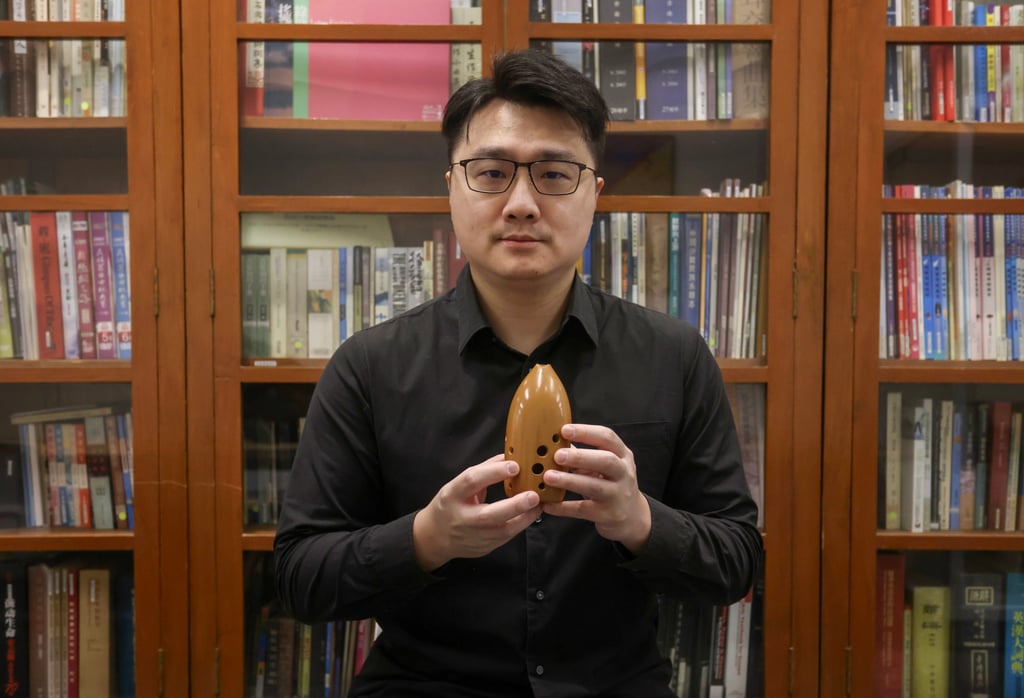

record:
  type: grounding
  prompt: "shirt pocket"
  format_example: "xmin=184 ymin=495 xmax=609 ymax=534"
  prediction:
xmin=608 ymin=421 xmax=673 ymax=497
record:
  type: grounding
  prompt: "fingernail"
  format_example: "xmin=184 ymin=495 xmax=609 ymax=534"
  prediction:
xmin=562 ymin=425 xmax=575 ymax=439
xmin=507 ymin=461 xmax=519 ymax=475
xmin=554 ymin=449 xmax=567 ymax=464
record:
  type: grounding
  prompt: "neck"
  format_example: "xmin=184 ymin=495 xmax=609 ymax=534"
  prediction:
xmin=472 ymin=271 xmax=575 ymax=355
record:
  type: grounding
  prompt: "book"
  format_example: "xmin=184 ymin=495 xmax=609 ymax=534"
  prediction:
xmin=876 ymin=552 xmax=905 ymax=697
xmin=1005 ymin=572 xmax=1024 ymax=698
xmin=78 ymin=568 xmax=112 ymax=697
xmin=0 ymin=443 xmax=25 ymax=529
xmin=108 ymin=211 xmax=131 ymax=359
xmin=0 ymin=563 xmax=29 ymax=696
xmin=306 ymin=1 xmax=450 ymax=121
xmin=88 ymin=211 xmax=117 ymax=359
xmin=951 ymin=572 xmax=1003 ymax=697
xmin=911 ymin=585 xmax=951 ymax=698
xmin=29 ymin=211 xmax=64 ymax=359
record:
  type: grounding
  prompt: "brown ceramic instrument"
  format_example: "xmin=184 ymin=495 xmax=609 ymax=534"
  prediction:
xmin=504 ymin=363 xmax=572 ymax=502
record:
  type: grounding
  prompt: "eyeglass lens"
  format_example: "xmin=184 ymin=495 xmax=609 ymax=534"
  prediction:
xmin=462 ymin=159 xmax=584 ymax=195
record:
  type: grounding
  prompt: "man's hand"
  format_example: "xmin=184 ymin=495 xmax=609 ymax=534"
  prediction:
xmin=541 ymin=424 xmax=652 ymax=555
xmin=413 ymin=454 xmax=542 ymax=572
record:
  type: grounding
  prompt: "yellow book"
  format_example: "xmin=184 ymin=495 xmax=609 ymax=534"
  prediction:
xmin=911 ymin=585 xmax=951 ymax=698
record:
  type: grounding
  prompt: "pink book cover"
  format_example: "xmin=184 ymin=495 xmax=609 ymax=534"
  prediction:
xmin=88 ymin=212 xmax=117 ymax=359
xmin=71 ymin=212 xmax=97 ymax=359
xmin=307 ymin=0 xmax=451 ymax=121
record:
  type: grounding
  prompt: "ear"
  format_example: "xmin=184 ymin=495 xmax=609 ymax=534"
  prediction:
xmin=445 ymin=170 xmax=452 ymax=192
xmin=594 ymin=176 xmax=605 ymax=198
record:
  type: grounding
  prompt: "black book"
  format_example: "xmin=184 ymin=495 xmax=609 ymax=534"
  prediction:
xmin=0 ymin=443 xmax=25 ymax=529
xmin=0 ymin=563 xmax=29 ymax=697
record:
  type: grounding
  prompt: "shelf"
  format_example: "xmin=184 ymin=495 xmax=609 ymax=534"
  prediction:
xmin=879 ymin=198 xmax=1024 ymax=213
xmin=528 ymin=22 xmax=773 ymax=42
xmin=884 ymin=25 xmax=1024 ymax=43
xmin=877 ymin=361 xmax=1024 ymax=383
xmin=0 ymin=361 xmax=133 ymax=382
xmin=243 ymin=527 xmax=276 ymax=552
xmin=0 ymin=528 xmax=134 ymax=551
xmin=239 ymin=117 xmax=770 ymax=133
xmin=236 ymin=22 xmax=483 ymax=42
xmin=0 ymin=117 xmax=128 ymax=130
xmin=876 ymin=530 xmax=1024 ymax=551
xmin=0 ymin=20 xmax=126 ymax=38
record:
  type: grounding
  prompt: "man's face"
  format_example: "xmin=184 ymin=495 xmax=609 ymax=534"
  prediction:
xmin=445 ymin=100 xmax=604 ymax=288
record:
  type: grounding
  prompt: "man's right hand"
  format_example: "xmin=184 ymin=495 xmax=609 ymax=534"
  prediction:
xmin=412 ymin=454 xmax=542 ymax=572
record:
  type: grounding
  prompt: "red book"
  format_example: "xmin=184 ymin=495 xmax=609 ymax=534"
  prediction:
xmin=71 ymin=212 xmax=97 ymax=359
xmin=30 ymin=211 xmax=65 ymax=359
xmin=240 ymin=0 xmax=264 ymax=116
xmin=876 ymin=552 xmax=905 ymax=697
xmin=67 ymin=567 xmax=79 ymax=698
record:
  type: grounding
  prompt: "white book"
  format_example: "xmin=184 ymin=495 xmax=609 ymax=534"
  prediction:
xmin=268 ymin=247 xmax=288 ymax=357
xmin=901 ymin=403 xmax=928 ymax=532
xmin=722 ymin=589 xmax=754 ymax=697
xmin=55 ymin=211 xmax=79 ymax=359
xmin=305 ymin=248 xmax=335 ymax=359
xmin=921 ymin=397 xmax=934 ymax=530
xmin=15 ymin=219 xmax=39 ymax=360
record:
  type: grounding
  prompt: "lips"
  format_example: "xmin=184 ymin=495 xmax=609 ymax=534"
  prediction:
xmin=501 ymin=234 xmax=540 ymax=243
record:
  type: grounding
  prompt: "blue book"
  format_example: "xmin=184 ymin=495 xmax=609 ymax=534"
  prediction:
xmin=645 ymin=0 xmax=685 ymax=23
xmin=974 ymin=5 xmax=989 ymax=121
xmin=116 ymin=413 xmax=134 ymax=530
xmin=645 ymin=42 xmax=686 ymax=119
xmin=114 ymin=573 xmax=135 ymax=697
xmin=934 ymin=213 xmax=949 ymax=359
xmin=1004 ymin=572 xmax=1024 ymax=697
xmin=108 ymin=211 xmax=132 ymax=360
xmin=920 ymin=212 xmax=935 ymax=358
xmin=337 ymin=247 xmax=347 ymax=344
xmin=949 ymin=403 xmax=963 ymax=530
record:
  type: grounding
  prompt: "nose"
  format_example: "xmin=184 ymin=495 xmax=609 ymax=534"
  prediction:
xmin=502 ymin=166 xmax=541 ymax=221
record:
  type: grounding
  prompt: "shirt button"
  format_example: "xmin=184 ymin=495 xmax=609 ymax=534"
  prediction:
xmin=535 ymin=590 xmax=545 ymax=600
xmin=536 ymin=665 xmax=545 ymax=676
xmin=534 ymin=515 xmax=543 ymax=524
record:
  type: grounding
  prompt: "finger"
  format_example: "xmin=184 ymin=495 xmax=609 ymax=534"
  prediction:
xmin=561 ymin=423 xmax=627 ymax=455
xmin=542 ymin=499 xmax=594 ymax=521
xmin=544 ymin=468 xmax=614 ymax=501
xmin=470 ymin=491 xmax=540 ymax=527
xmin=554 ymin=443 xmax=622 ymax=480
xmin=450 ymin=456 xmax=519 ymax=499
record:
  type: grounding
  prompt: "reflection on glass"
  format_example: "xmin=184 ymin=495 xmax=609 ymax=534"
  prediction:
xmin=875 ymin=550 xmax=1024 ymax=697
xmin=0 ymin=211 xmax=132 ymax=360
xmin=244 ymin=551 xmax=377 ymax=696
xmin=0 ymin=551 xmax=134 ymax=696
xmin=882 ymin=135 xmax=1024 ymax=199
xmin=240 ymin=40 xmax=481 ymax=120
xmin=239 ymin=213 xmax=455 ymax=359
xmin=657 ymin=566 xmax=765 ymax=696
xmin=884 ymin=43 xmax=1024 ymax=124
xmin=877 ymin=384 xmax=1024 ymax=532
xmin=726 ymin=383 xmax=766 ymax=528
xmin=586 ymin=211 xmax=768 ymax=359
xmin=238 ymin=0 xmax=469 ymax=25
xmin=0 ymin=384 xmax=133 ymax=530
xmin=0 ymin=39 xmax=127 ymax=118
xmin=531 ymin=41 xmax=770 ymax=122
xmin=879 ymin=210 xmax=1024 ymax=361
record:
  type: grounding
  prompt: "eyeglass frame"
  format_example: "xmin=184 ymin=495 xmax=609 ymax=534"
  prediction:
xmin=448 ymin=157 xmax=599 ymax=196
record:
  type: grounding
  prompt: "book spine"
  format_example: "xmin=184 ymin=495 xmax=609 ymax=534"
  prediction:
xmin=71 ymin=211 xmax=96 ymax=359
xmin=30 ymin=211 xmax=65 ymax=359
xmin=88 ymin=212 xmax=117 ymax=359
xmin=108 ymin=211 xmax=131 ymax=359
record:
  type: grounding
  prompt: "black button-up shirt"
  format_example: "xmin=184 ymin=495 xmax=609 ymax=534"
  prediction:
xmin=274 ymin=268 xmax=763 ymax=698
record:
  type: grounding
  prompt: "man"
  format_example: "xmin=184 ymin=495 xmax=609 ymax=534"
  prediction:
xmin=274 ymin=49 xmax=762 ymax=697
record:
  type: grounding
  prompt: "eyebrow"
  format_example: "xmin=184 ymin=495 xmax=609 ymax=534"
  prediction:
xmin=468 ymin=147 xmax=581 ymax=162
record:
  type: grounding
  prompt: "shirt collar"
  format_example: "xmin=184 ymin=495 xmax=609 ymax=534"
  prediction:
xmin=454 ymin=265 xmax=600 ymax=354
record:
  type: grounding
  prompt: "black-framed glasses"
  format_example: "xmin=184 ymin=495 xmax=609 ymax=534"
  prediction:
xmin=449 ymin=158 xmax=598 ymax=196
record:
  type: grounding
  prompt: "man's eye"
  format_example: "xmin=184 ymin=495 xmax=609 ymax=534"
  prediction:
xmin=480 ymin=169 xmax=508 ymax=179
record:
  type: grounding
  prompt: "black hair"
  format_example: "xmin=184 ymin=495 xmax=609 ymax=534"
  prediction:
xmin=441 ymin=49 xmax=610 ymax=167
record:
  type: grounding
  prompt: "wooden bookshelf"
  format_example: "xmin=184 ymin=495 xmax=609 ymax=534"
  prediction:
xmin=0 ymin=1 xmax=188 ymax=696
xmin=825 ymin=0 xmax=1024 ymax=695
xmin=179 ymin=0 xmax=829 ymax=696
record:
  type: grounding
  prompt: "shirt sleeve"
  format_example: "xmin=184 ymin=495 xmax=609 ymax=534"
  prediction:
xmin=274 ymin=335 xmax=438 ymax=624
xmin=619 ymin=329 xmax=764 ymax=605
